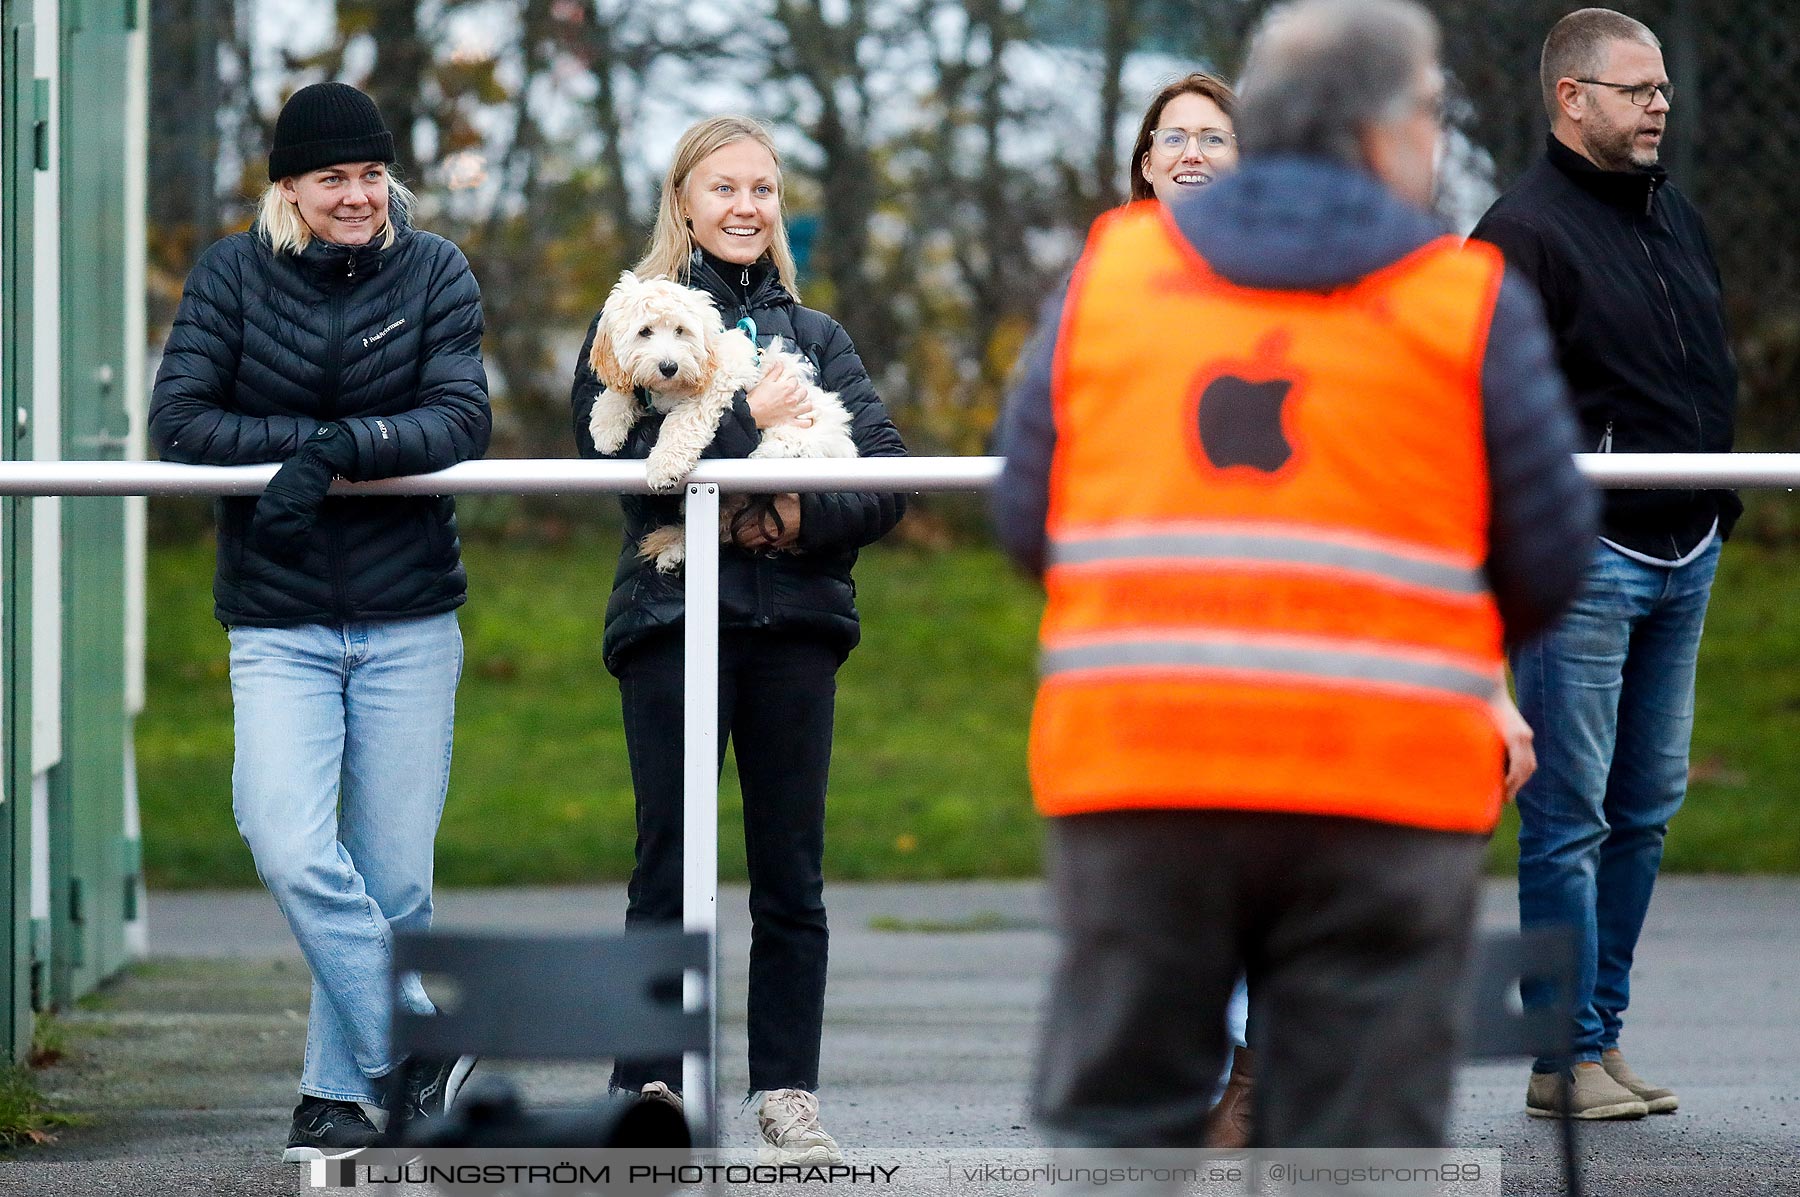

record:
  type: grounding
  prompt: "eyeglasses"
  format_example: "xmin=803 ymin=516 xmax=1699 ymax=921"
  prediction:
xmin=1150 ymin=127 xmax=1238 ymax=158
xmin=1573 ymin=78 xmax=1674 ymax=107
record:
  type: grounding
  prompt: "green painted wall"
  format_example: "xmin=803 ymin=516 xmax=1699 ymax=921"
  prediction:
xmin=49 ymin=0 xmax=136 ymax=1006
xmin=3 ymin=0 xmax=43 ymax=1065
xmin=0 ymin=0 xmax=142 ymax=1062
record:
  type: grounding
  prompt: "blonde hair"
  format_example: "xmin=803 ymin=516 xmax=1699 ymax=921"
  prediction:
xmin=637 ymin=116 xmax=800 ymax=295
xmin=256 ymin=171 xmax=417 ymax=255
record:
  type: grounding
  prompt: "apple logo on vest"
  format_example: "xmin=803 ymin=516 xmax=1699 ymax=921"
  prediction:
xmin=1193 ymin=330 xmax=1298 ymax=474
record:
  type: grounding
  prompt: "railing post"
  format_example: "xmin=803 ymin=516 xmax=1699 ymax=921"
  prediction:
xmin=681 ymin=482 xmax=721 ymax=1143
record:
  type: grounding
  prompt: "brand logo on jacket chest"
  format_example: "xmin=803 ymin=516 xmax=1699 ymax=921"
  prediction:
xmin=362 ymin=318 xmax=407 ymax=348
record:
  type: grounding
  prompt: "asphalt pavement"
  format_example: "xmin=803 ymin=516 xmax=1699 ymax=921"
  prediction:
xmin=4 ymin=878 xmax=1797 ymax=1196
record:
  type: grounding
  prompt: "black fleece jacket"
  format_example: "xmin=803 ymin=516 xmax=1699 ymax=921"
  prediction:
xmin=993 ymin=155 xmax=1596 ymax=649
xmin=1472 ymin=135 xmax=1738 ymax=560
xmin=571 ymin=250 xmax=907 ymax=674
xmin=150 ymin=216 xmax=491 ymax=626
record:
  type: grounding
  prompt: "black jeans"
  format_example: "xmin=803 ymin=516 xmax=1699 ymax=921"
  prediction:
xmin=1033 ymin=809 xmax=1485 ymax=1150
xmin=612 ymin=629 xmax=839 ymax=1095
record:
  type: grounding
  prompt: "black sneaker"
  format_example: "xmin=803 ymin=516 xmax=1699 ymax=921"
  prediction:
xmin=389 ymin=1054 xmax=479 ymax=1137
xmin=282 ymin=1096 xmax=380 ymax=1162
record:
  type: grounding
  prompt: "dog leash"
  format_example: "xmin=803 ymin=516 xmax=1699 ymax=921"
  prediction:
xmin=735 ymin=315 xmax=762 ymax=366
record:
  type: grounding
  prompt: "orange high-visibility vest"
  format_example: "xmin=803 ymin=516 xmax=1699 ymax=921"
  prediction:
xmin=1031 ymin=200 xmax=1508 ymax=833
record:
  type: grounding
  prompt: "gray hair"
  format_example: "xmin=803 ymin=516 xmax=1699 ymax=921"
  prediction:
xmin=1235 ymin=0 xmax=1441 ymax=167
xmin=1540 ymin=8 xmax=1661 ymax=121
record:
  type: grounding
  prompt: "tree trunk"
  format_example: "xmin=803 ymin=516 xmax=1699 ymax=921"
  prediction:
xmin=361 ymin=0 xmax=425 ymax=179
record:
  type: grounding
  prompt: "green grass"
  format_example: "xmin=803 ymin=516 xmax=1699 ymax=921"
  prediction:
xmin=1482 ymin=543 xmax=1800 ymax=875
xmin=0 ymin=1018 xmax=82 ymax=1153
xmin=0 ymin=1067 xmax=60 ymax=1152
xmin=137 ymin=536 xmax=1800 ymax=888
xmin=138 ymin=535 xmax=1044 ymax=888
xmin=867 ymin=912 xmax=1039 ymax=933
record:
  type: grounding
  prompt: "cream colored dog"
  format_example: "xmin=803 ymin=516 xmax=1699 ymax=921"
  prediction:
xmin=586 ymin=271 xmax=857 ymax=571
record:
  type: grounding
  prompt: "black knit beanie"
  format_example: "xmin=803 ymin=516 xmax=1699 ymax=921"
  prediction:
xmin=268 ymin=82 xmax=395 ymax=181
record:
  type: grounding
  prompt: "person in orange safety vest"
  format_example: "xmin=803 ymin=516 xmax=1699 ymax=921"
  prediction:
xmin=993 ymin=0 xmax=1598 ymax=1159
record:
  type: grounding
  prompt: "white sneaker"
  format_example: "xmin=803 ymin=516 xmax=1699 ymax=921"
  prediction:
xmin=638 ymin=1081 xmax=684 ymax=1114
xmin=756 ymin=1088 xmax=843 ymax=1164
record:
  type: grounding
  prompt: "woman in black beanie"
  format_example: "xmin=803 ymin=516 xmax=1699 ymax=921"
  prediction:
xmin=149 ymin=80 xmax=489 ymax=1161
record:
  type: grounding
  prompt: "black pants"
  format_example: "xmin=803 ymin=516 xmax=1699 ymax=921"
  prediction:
xmin=612 ymin=629 xmax=839 ymax=1095
xmin=1033 ymin=809 xmax=1485 ymax=1150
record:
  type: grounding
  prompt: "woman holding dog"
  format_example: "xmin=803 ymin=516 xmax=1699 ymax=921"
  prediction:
xmin=570 ymin=114 xmax=906 ymax=1162
xmin=149 ymin=82 xmax=488 ymax=1161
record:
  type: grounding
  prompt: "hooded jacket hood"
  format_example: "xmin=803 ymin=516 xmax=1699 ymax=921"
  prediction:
xmin=1170 ymin=154 xmax=1448 ymax=292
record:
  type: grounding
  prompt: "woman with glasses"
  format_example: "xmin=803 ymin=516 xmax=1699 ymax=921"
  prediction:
xmin=1124 ymin=72 xmax=1259 ymax=1150
xmin=1129 ymin=72 xmax=1240 ymax=205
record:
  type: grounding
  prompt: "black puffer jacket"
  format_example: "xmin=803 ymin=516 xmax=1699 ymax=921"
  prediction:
xmin=150 ymin=216 xmax=491 ymax=626
xmin=571 ymin=250 xmax=906 ymax=674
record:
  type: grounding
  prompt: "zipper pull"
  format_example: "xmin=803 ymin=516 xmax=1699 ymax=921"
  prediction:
xmin=741 ymin=266 xmax=750 ymax=287
xmin=347 ymin=253 xmax=356 ymax=279
xmin=1599 ymin=420 xmax=1614 ymax=453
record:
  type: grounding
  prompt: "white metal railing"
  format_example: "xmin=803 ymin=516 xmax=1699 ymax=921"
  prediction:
xmin=0 ymin=456 xmax=1006 ymax=496
xmin=4 ymin=449 xmax=1799 ymax=1134
xmin=6 ymin=451 xmax=1798 ymax=497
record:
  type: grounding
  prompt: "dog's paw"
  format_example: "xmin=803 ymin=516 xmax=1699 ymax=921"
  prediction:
xmin=588 ymin=391 xmax=638 ymax=454
xmin=645 ymin=460 xmax=687 ymax=494
xmin=645 ymin=442 xmax=701 ymax=494
xmin=636 ymin=525 xmax=683 ymax=568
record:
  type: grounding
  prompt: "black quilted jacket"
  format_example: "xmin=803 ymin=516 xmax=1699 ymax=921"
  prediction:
xmin=1473 ymin=136 xmax=1739 ymax=560
xmin=150 ymin=216 xmax=491 ymax=626
xmin=570 ymin=250 xmax=906 ymax=674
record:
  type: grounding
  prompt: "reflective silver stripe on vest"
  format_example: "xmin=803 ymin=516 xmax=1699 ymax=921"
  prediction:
xmin=1042 ymin=637 xmax=1495 ymax=699
xmin=1050 ymin=531 xmax=1483 ymax=596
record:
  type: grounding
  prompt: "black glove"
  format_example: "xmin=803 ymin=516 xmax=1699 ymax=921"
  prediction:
xmin=251 ymin=422 xmax=358 ymax=564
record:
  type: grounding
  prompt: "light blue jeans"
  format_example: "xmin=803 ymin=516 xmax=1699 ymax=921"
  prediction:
xmin=1225 ymin=976 xmax=1249 ymax=1050
xmin=229 ymin=613 xmax=463 ymax=1104
xmin=1216 ymin=976 xmax=1249 ymax=1100
xmin=1512 ymin=539 xmax=1718 ymax=1069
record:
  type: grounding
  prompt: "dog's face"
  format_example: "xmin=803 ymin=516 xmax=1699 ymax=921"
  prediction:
xmin=591 ymin=272 xmax=724 ymax=400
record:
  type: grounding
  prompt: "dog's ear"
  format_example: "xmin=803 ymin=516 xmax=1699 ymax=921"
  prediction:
xmin=590 ymin=328 xmax=628 ymax=393
xmin=618 ymin=269 xmax=639 ymax=289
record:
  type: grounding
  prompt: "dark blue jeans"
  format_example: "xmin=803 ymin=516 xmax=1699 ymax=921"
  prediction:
xmin=1512 ymin=538 xmax=1719 ymax=1069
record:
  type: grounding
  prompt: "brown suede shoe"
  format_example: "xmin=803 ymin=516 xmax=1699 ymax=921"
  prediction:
xmin=1601 ymin=1049 xmax=1679 ymax=1114
xmin=1203 ymin=1047 xmax=1254 ymax=1149
xmin=1525 ymin=1062 xmax=1648 ymax=1120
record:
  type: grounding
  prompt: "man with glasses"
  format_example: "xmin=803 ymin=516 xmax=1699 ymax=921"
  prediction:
xmin=997 ymin=0 xmax=1594 ymax=1160
xmin=1473 ymin=8 xmax=1739 ymax=1122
